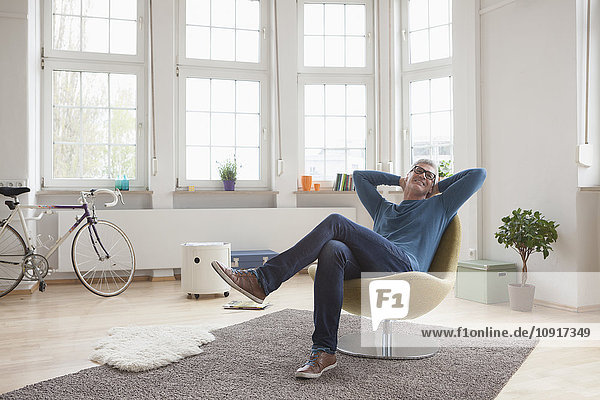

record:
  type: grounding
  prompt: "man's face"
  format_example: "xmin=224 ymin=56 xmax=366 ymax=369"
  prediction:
xmin=406 ymin=163 xmax=437 ymax=196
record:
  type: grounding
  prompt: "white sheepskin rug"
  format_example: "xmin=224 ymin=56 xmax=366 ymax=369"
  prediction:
xmin=90 ymin=325 xmax=215 ymax=372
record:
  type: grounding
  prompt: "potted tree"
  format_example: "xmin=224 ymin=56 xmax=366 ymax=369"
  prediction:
xmin=218 ymin=158 xmax=238 ymax=191
xmin=494 ymin=209 xmax=559 ymax=312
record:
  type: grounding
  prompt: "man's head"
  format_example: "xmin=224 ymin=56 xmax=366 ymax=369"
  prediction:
xmin=404 ymin=159 xmax=438 ymax=200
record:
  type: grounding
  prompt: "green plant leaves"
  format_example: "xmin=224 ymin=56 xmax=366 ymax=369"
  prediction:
xmin=217 ymin=158 xmax=238 ymax=181
xmin=494 ymin=208 xmax=559 ymax=261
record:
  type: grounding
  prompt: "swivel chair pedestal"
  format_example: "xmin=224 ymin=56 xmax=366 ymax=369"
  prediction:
xmin=337 ymin=320 xmax=438 ymax=359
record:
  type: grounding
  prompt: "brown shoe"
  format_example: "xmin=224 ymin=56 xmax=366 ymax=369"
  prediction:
xmin=295 ymin=350 xmax=337 ymax=379
xmin=211 ymin=261 xmax=266 ymax=304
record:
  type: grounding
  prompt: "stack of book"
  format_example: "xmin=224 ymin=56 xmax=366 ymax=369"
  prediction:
xmin=333 ymin=173 xmax=355 ymax=191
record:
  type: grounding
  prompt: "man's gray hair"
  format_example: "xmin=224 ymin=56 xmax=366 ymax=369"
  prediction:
xmin=412 ymin=158 xmax=438 ymax=173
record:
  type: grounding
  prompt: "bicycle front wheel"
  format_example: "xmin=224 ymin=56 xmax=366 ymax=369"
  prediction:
xmin=71 ymin=220 xmax=135 ymax=297
xmin=0 ymin=223 xmax=26 ymax=298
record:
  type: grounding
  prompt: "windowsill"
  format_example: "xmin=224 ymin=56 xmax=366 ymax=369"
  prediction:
xmin=579 ymin=187 xmax=600 ymax=192
xmin=294 ymin=190 xmax=357 ymax=194
xmin=173 ymin=190 xmax=279 ymax=195
xmin=37 ymin=190 xmax=154 ymax=195
xmin=294 ymin=189 xmax=404 ymax=195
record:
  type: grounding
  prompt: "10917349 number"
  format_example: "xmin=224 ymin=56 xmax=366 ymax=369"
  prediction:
xmin=532 ymin=327 xmax=591 ymax=338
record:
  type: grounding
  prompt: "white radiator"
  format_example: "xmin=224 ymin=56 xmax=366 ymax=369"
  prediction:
xmin=57 ymin=207 xmax=356 ymax=271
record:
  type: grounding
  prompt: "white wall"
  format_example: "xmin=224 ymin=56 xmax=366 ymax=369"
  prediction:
xmin=0 ymin=1 xmax=29 ymax=203
xmin=479 ymin=0 xmax=600 ymax=308
xmin=577 ymin=0 xmax=600 ymax=186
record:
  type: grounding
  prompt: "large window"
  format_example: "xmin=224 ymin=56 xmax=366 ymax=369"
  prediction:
xmin=42 ymin=0 xmax=146 ymax=188
xmin=299 ymin=0 xmax=374 ymax=184
xmin=303 ymin=83 xmax=369 ymax=180
xmin=405 ymin=0 xmax=452 ymax=64
xmin=177 ymin=0 xmax=269 ymax=188
xmin=408 ymin=75 xmax=453 ymax=163
xmin=184 ymin=77 xmax=262 ymax=181
xmin=184 ymin=0 xmax=262 ymax=63
xmin=402 ymin=0 xmax=453 ymax=171
xmin=302 ymin=3 xmax=368 ymax=68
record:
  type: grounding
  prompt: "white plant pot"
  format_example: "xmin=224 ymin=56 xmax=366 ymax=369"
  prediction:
xmin=508 ymin=283 xmax=535 ymax=312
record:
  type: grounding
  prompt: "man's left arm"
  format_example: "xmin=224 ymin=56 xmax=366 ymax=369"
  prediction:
xmin=434 ymin=168 xmax=487 ymax=215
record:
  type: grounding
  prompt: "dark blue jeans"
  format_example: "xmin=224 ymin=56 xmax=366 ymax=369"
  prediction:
xmin=254 ymin=213 xmax=412 ymax=354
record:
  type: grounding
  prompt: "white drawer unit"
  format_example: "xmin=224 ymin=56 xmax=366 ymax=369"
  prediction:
xmin=181 ymin=242 xmax=231 ymax=299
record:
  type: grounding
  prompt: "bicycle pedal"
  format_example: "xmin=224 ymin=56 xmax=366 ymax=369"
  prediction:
xmin=39 ymin=281 xmax=47 ymax=292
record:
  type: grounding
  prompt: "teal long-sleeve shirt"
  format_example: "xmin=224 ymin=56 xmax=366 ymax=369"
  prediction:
xmin=353 ymin=168 xmax=486 ymax=272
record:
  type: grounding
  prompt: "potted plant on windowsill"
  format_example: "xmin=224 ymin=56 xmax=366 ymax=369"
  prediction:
xmin=494 ymin=209 xmax=559 ymax=312
xmin=218 ymin=158 xmax=238 ymax=191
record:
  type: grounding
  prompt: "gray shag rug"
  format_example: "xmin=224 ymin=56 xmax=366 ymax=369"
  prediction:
xmin=1 ymin=309 xmax=535 ymax=400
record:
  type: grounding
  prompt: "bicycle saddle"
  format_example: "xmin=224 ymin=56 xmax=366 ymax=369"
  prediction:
xmin=0 ymin=187 xmax=30 ymax=197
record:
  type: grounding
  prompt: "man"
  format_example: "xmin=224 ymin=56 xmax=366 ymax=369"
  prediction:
xmin=212 ymin=159 xmax=486 ymax=379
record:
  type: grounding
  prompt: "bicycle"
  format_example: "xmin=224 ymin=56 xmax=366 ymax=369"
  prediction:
xmin=0 ymin=187 xmax=135 ymax=298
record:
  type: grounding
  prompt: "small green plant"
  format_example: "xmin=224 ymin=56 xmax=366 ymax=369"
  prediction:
xmin=494 ymin=209 xmax=559 ymax=286
xmin=438 ymin=160 xmax=453 ymax=178
xmin=217 ymin=158 xmax=238 ymax=181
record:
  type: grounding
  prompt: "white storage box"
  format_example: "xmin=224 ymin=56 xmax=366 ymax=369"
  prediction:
xmin=181 ymin=242 xmax=231 ymax=299
xmin=455 ymin=259 xmax=517 ymax=304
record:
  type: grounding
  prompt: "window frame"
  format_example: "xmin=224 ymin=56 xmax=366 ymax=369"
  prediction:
xmin=41 ymin=0 xmax=148 ymax=189
xmin=297 ymin=0 xmax=375 ymax=75
xmin=400 ymin=0 xmax=453 ymax=72
xmin=176 ymin=68 xmax=270 ymax=189
xmin=400 ymin=0 xmax=453 ymax=173
xmin=42 ymin=59 xmax=148 ymax=189
xmin=43 ymin=0 xmax=146 ymax=64
xmin=297 ymin=0 xmax=376 ymax=187
xmin=401 ymin=67 xmax=453 ymax=172
xmin=176 ymin=0 xmax=271 ymax=189
xmin=177 ymin=0 xmax=269 ymax=72
xmin=298 ymin=75 xmax=376 ymax=188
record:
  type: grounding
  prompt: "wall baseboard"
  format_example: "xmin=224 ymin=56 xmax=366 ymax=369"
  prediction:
xmin=577 ymin=304 xmax=600 ymax=313
xmin=46 ymin=275 xmax=154 ymax=285
xmin=151 ymin=276 xmax=176 ymax=282
xmin=534 ymin=299 xmax=600 ymax=313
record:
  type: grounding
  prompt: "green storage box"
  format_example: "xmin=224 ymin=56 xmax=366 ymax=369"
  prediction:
xmin=455 ymin=259 xmax=517 ymax=304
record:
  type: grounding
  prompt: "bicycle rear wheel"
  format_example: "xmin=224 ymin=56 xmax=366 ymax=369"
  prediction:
xmin=0 ymin=223 xmax=26 ymax=298
xmin=71 ymin=220 xmax=135 ymax=297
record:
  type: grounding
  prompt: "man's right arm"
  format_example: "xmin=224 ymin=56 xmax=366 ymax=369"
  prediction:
xmin=353 ymin=170 xmax=402 ymax=220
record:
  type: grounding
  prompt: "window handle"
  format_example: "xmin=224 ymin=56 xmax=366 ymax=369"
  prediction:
xmin=402 ymin=30 xmax=407 ymax=41
xmin=262 ymin=27 xmax=266 ymax=39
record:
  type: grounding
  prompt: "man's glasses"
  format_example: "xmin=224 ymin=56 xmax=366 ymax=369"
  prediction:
xmin=410 ymin=165 xmax=436 ymax=181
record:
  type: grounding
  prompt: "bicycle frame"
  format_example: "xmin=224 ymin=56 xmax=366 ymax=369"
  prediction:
xmin=0 ymin=202 xmax=95 ymax=261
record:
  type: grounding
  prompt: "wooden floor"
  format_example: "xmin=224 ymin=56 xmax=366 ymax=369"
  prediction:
xmin=1 ymin=274 xmax=599 ymax=398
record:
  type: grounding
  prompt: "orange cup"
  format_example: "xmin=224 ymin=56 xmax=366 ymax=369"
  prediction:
xmin=314 ymin=183 xmax=321 ymax=191
xmin=301 ymin=175 xmax=312 ymax=191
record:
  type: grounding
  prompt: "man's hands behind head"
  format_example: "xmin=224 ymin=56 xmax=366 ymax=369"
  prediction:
xmin=398 ymin=177 xmax=407 ymax=190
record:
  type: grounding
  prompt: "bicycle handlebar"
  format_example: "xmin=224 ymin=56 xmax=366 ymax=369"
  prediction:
xmin=81 ymin=189 xmax=124 ymax=207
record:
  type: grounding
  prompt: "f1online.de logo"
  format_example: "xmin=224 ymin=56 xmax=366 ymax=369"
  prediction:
xmin=368 ymin=280 xmax=410 ymax=331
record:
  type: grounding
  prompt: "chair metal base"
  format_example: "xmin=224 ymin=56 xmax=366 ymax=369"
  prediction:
xmin=337 ymin=321 xmax=439 ymax=360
